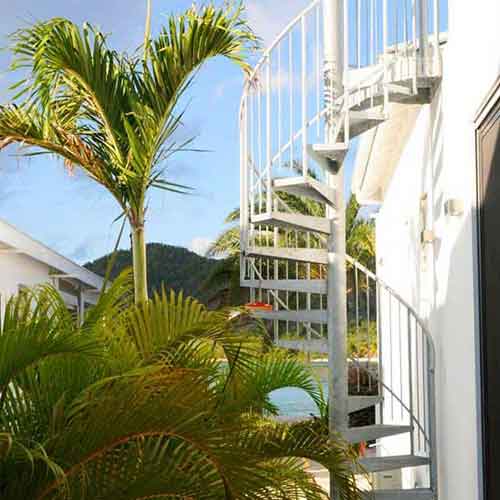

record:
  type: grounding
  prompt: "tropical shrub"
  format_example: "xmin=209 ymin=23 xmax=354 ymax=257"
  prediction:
xmin=0 ymin=271 xmax=361 ymax=499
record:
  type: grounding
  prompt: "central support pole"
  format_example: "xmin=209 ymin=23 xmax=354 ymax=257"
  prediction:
xmin=323 ymin=0 xmax=349 ymax=497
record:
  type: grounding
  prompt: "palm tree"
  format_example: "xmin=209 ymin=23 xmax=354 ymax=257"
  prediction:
xmin=0 ymin=274 xmax=361 ymax=499
xmin=0 ymin=3 xmax=257 ymax=304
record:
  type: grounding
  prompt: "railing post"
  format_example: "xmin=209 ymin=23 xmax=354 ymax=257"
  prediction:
xmin=240 ymin=95 xmax=248 ymax=282
xmin=408 ymin=310 xmax=415 ymax=456
xmin=301 ymin=15 xmax=308 ymax=178
xmin=265 ymin=57 xmax=272 ymax=214
xmin=323 ymin=1 xmax=348 ymax=498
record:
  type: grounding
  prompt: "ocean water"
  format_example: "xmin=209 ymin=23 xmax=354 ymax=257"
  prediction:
xmin=269 ymin=362 xmax=329 ymax=418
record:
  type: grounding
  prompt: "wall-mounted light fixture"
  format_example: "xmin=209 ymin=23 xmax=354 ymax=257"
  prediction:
xmin=444 ymin=199 xmax=464 ymax=217
xmin=421 ymin=229 xmax=435 ymax=245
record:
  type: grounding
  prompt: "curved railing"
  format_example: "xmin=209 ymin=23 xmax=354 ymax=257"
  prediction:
xmin=240 ymin=0 xmax=445 ymax=236
xmin=245 ymin=252 xmax=436 ymax=489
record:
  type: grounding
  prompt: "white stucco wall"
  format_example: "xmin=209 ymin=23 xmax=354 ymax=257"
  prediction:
xmin=0 ymin=253 xmax=54 ymax=320
xmin=375 ymin=1 xmax=500 ymax=499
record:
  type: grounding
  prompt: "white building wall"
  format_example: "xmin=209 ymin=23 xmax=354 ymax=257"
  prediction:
xmin=0 ymin=253 xmax=54 ymax=320
xmin=375 ymin=1 xmax=500 ymax=499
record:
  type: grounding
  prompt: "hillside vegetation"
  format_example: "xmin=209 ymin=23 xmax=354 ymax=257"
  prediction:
xmin=85 ymin=243 xmax=218 ymax=302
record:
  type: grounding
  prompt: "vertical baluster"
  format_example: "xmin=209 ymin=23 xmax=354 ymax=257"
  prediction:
xmin=301 ymin=15 xmax=308 ymax=177
xmin=408 ymin=311 xmax=415 ymax=455
xmin=306 ymin=232 xmax=312 ymax=347
xmin=257 ymin=83 xmax=263 ymax=213
xmin=371 ymin=0 xmax=375 ymax=65
xmin=415 ymin=320 xmax=421 ymax=452
xmin=433 ymin=0 xmax=441 ymax=74
xmin=383 ymin=0 xmax=388 ymax=55
xmin=399 ymin=303 xmax=404 ymax=420
xmin=285 ymin=231 xmax=289 ymax=338
xmin=289 ymin=31 xmax=294 ymax=168
xmin=278 ymin=43 xmax=282 ymax=170
xmin=266 ymin=58 xmax=272 ymax=214
xmin=274 ymin=199 xmax=279 ymax=342
xmin=343 ymin=0 xmax=349 ymax=85
xmin=404 ymin=0 xmax=409 ymax=56
xmin=395 ymin=0 xmax=400 ymax=55
xmin=296 ymin=230 xmax=299 ymax=338
xmin=382 ymin=0 xmax=389 ymax=106
xmin=316 ymin=4 xmax=321 ymax=136
xmin=412 ymin=0 xmax=418 ymax=92
xmin=376 ymin=282 xmax=384 ymax=424
xmin=357 ymin=0 xmax=361 ymax=68
xmin=367 ymin=273 xmax=372 ymax=390
xmin=355 ymin=266 xmax=361 ymax=392
xmin=388 ymin=293 xmax=394 ymax=420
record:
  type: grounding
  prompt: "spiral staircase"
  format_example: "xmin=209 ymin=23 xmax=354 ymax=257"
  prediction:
xmin=239 ymin=1 xmax=444 ymax=498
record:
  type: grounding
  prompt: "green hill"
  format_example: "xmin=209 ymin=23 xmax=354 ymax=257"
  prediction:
xmin=85 ymin=243 xmax=218 ymax=302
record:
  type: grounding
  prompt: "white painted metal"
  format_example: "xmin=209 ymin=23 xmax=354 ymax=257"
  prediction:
xmin=342 ymin=424 xmax=411 ymax=443
xmin=348 ymin=395 xmax=383 ymax=413
xmin=366 ymin=489 xmax=434 ymax=500
xmin=357 ymin=455 xmax=430 ymax=474
xmin=239 ymin=0 xmax=443 ymax=497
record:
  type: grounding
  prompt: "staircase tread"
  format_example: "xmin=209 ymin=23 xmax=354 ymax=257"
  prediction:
xmin=253 ymin=309 xmax=327 ymax=324
xmin=240 ymin=279 xmax=327 ymax=294
xmin=356 ymin=455 xmax=430 ymax=473
xmin=245 ymin=246 xmax=328 ymax=264
xmin=272 ymin=176 xmax=336 ymax=206
xmin=343 ymin=424 xmax=411 ymax=443
xmin=251 ymin=212 xmax=331 ymax=234
xmin=363 ymin=488 xmax=434 ymax=499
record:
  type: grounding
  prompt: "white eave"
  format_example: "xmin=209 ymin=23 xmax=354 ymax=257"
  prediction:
xmin=0 ymin=218 xmax=104 ymax=291
xmin=351 ymin=101 xmax=423 ymax=205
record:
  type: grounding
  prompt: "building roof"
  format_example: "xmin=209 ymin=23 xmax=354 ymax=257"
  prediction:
xmin=0 ymin=218 xmax=104 ymax=291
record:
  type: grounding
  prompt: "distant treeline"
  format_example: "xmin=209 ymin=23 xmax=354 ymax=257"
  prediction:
xmin=85 ymin=243 xmax=218 ymax=302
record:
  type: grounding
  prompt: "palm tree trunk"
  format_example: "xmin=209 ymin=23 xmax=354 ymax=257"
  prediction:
xmin=131 ymin=223 xmax=148 ymax=304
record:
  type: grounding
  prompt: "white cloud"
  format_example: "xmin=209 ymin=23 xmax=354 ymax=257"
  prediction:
xmin=189 ymin=237 xmax=213 ymax=257
xmin=246 ymin=0 xmax=311 ymax=44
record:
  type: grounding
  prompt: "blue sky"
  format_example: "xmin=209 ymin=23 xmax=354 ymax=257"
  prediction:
xmin=0 ymin=0 xmax=358 ymax=263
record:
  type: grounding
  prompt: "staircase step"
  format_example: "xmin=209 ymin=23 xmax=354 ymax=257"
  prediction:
xmin=252 ymin=212 xmax=330 ymax=234
xmin=308 ymin=143 xmax=348 ymax=173
xmin=245 ymin=246 xmax=327 ymax=264
xmin=241 ymin=279 xmax=327 ymax=294
xmin=364 ymin=489 xmax=434 ymax=500
xmin=344 ymin=110 xmax=386 ymax=139
xmin=355 ymin=455 xmax=430 ymax=474
xmin=273 ymin=176 xmax=336 ymax=207
xmin=348 ymin=396 xmax=383 ymax=413
xmin=276 ymin=338 xmax=328 ymax=353
xmin=253 ymin=309 xmax=327 ymax=324
xmin=343 ymin=425 xmax=411 ymax=443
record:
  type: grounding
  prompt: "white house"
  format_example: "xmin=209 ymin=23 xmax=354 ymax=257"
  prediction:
xmin=239 ymin=0 xmax=499 ymax=498
xmin=0 ymin=217 xmax=103 ymax=323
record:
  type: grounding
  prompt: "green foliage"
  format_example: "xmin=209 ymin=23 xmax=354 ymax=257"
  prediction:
xmin=85 ymin=242 xmax=219 ymax=303
xmin=0 ymin=273 xmax=362 ymax=499
xmin=347 ymin=320 xmax=378 ymax=358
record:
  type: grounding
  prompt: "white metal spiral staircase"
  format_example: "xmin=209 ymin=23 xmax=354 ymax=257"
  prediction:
xmin=240 ymin=1 xmax=443 ymax=498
